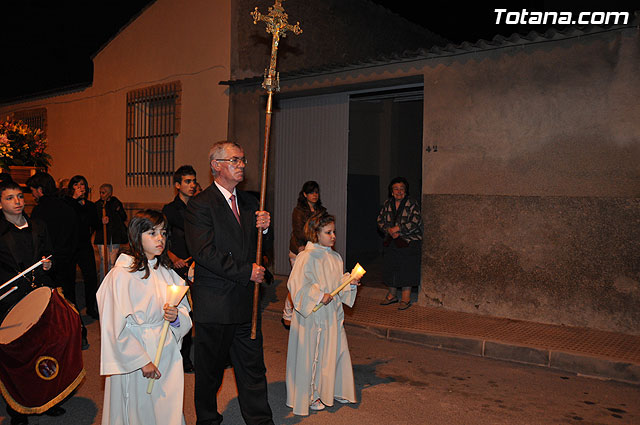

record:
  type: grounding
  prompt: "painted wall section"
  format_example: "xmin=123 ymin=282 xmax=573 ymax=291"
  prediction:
xmin=0 ymin=0 xmax=231 ymax=203
xmin=421 ymin=31 xmax=640 ymax=333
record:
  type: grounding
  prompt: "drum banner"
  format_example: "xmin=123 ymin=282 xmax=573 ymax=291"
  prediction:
xmin=0 ymin=288 xmax=85 ymax=414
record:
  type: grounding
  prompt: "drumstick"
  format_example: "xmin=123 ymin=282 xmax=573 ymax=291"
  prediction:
xmin=0 ymin=286 xmax=18 ymax=302
xmin=0 ymin=255 xmax=52 ymax=292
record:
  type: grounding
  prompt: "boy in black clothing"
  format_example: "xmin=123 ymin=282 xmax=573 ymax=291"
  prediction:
xmin=162 ymin=165 xmax=197 ymax=372
xmin=0 ymin=179 xmax=66 ymax=424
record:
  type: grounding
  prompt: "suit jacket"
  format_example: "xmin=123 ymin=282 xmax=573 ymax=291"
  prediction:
xmin=162 ymin=195 xmax=190 ymax=261
xmin=184 ymin=183 xmax=259 ymax=324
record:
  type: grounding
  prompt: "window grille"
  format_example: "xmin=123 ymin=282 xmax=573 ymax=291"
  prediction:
xmin=13 ymin=108 xmax=47 ymax=132
xmin=126 ymin=81 xmax=181 ymax=186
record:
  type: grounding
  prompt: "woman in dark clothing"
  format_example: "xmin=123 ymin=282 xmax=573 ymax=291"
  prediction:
xmin=66 ymin=175 xmax=100 ymax=319
xmin=282 ymin=181 xmax=327 ymax=327
xmin=377 ymin=177 xmax=423 ymax=310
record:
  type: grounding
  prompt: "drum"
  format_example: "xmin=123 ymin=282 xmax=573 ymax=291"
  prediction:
xmin=0 ymin=287 xmax=85 ymax=414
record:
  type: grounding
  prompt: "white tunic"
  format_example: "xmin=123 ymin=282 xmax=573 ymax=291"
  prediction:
xmin=97 ymin=254 xmax=192 ymax=425
xmin=285 ymin=242 xmax=357 ymax=416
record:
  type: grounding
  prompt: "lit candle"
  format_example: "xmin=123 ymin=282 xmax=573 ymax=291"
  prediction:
xmin=147 ymin=284 xmax=189 ymax=394
xmin=312 ymin=263 xmax=366 ymax=312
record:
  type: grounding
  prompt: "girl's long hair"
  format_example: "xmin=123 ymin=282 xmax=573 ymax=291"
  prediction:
xmin=304 ymin=211 xmax=335 ymax=243
xmin=125 ymin=209 xmax=172 ymax=278
xmin=296 ymin=180 xmax=323 ymax=211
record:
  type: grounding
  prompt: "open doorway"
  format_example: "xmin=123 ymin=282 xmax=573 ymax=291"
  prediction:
xmin=346 ymin=86 xmax=423 ymax=289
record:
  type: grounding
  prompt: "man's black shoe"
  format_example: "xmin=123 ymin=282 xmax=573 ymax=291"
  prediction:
xmin=183 ymin=361 xmax=194 ymax=373
xmin=44 ymin=405 xmax=66 ymax=417
xmin=82 ymin=336 xmax=90 ymax=350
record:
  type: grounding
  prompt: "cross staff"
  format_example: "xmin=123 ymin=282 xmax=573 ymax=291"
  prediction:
xmin=250 ymin=0 xmax=302 ymax=339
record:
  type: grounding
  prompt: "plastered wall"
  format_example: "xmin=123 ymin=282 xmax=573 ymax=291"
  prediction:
xmin=420 ymin=30 xmax=640 ymax=333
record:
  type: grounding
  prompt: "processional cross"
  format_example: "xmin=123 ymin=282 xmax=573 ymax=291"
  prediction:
xmin=250 ymin=0 xmax=302 ymax=339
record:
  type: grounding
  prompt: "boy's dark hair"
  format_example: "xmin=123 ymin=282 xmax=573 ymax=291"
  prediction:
xmin=26 ymin=171 xmax=57 ymax=196
xmin=304 ymin=211 xmax=335 ymax=243
xmin=125 ymin=209 xmax=172 ymax=279
xmin=0 ymin=173 xmax=13 ymax=184
xmin=0 ymin=180 xmax=22 ymax=196
xmin=173 ymin=165 xmax=197 ymax=184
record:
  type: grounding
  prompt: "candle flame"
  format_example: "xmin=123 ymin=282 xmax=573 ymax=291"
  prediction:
xmin=351 ymin=263 xmax=366 ymax=280
xmin=166 ymin=284 xmax=188 ymax=306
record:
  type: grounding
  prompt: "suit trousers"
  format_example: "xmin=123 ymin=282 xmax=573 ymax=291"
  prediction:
xmin=194 ymin=320 xmax=274 ymax=425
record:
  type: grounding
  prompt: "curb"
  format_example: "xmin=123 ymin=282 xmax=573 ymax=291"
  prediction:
xmin=262 ymin=307 xmax=640 ymax=386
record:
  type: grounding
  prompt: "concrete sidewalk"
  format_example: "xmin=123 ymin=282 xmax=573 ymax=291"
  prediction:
xmin=261 ymin=276 xmax=640 ymax=385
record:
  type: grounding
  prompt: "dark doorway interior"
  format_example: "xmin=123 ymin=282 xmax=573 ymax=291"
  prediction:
xmin=346 ymin=87 xmax=423 ymax=288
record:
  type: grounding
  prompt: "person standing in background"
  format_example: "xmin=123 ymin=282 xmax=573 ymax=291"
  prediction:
xmin=26 ymin=172 xmax=78 ymax=304
xmin=162 ymin=165 xmax=197 ymax=373
xmin=282 ymin=181 xmax=326 ymax=329
xmin=26 ymin=172 xmax=88 ymax=350
xmin=377 ymin=177 xmax=423 ymax=311
xmin=65 ymin=175 xmax=100 ymax=319
xmin=94 ymin=184 xmax=127 ymax=282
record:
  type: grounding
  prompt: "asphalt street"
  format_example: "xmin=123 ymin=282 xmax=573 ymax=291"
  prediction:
xmin=1 ymin=312 xmax=639 ymax=425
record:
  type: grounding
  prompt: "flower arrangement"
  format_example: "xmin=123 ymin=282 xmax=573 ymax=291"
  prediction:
xmin=0 ymin=117 xmax=51 ymax=169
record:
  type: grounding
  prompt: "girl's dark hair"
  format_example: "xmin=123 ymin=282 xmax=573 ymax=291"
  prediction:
xmin=125 ymin=209 xmax=172 ymax=278
xmin=296 ymin=180 xmax=323 ymax=210
xmin=67 ymin=175 xmax=89 ymax=197
xmin=387 ymin=176 xmax=409 ymax=198
xmin=304 ymin=211 xmax=335 ymax=243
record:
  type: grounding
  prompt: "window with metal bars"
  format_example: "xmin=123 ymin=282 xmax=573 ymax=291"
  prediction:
xmin=13 ymin=108 xmax=47 ymax=132
xmin=125 ymin=81 xmax=181 ymax=186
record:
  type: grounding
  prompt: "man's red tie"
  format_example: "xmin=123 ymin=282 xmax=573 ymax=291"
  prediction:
xmin=230 ymin=194 xmax=241 ymax=224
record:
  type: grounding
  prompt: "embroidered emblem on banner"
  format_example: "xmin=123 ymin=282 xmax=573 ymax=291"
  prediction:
xmin=35 ymin=356 xmax=59 ymax=380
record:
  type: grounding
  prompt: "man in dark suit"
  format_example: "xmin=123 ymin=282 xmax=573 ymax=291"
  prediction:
xmin=185 ymin=141 xmax=273 ymax=425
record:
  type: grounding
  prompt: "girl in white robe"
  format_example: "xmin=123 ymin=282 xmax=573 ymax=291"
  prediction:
xmin=286 ymin=212 xmax=359 ymax=416
xmin=97 ymin=210 xmax=192 ymax=425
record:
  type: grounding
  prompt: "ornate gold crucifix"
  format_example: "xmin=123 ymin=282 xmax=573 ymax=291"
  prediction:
xmin=249 ymin=0 xmax=302 ymax=339
xmin=251 ymin=0 xmax=302 ymax=93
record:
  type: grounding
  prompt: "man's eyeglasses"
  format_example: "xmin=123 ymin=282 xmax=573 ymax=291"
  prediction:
xmin=215 ymin=157 xmax=247 ymax=166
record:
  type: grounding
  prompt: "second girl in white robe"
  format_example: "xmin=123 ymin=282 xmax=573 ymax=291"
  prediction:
xmin=286 ymin=237 xmax=357 ymax=416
